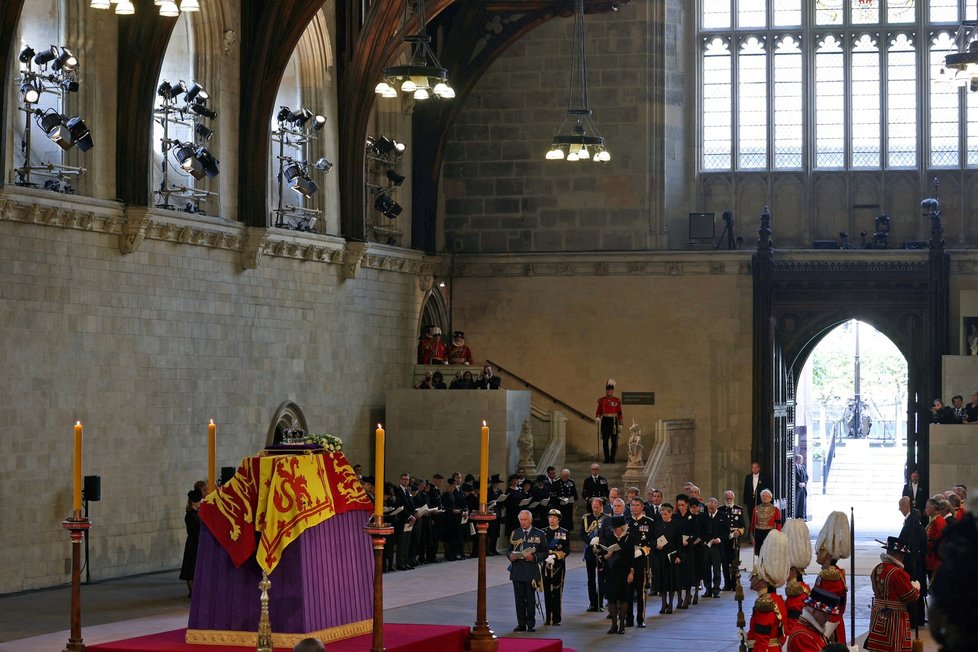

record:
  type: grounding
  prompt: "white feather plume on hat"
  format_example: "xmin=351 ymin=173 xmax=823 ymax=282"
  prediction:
xmin=784 ymin=518 xmax=813 ymax=570
xmin=754 ymin=529 xmax=790 ymax=588
xmin=815 ymin=511 xmax=851 ymax=560
xmin=606 ymin=378 xmax=616 ymax=388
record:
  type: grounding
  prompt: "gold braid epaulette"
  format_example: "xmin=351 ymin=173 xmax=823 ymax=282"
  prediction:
xmin=819 ymin=566 xmax=842 ymax=582
xmin=785 ymin=579 xmax=804 ymax=597
xmin=754 ymin=593 xmax=775 ymax=613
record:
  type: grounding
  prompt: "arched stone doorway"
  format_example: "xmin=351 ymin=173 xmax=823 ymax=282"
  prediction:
xmin=752 ymin=245 xmax=949 ymax=514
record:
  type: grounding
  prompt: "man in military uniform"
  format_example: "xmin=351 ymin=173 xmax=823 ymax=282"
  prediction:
xmin=542 ymin=509 xmax=570 ymax=626
xmin=529 ymin=474 xmax=553 ymax=528
xmin=554 ymin=468 xmax=578 ymax=532
xmin=718 ymin=490 xmax=746 ymax=591
xmin=582 ymin=497 xmax=606 ymax=612
xmin=864 ymin=537 xmax=920 ymax=652
xmin=784 ymin=587 xmax=841 ymax=652
xmin=504 ymin=474 xmax=528 ymax=537
xmin=595 ymin=381 xmax=624 ymax=463
xmin=508 ymin=510 xmax=547 ymax=632
xmin=626 ymin=497 xmax=654 ymax=627
xmin=582 ymin=463 xmax=610 ymax=504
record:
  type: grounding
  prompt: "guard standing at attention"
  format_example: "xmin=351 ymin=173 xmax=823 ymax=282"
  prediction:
xmin=543 ymin=509 xmax=570 ymax=626
xmin=508 ymin=510 xmax=547 ymax=632
xmin=595 ymin=380 xmax=624 ymax=464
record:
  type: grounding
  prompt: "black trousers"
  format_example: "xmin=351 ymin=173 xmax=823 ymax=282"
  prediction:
xmin=721 ymin=540 xmax=740 ymax=588
xmin=626 ymin=564 xmax=648 ymax=623
xmin=601 ymin=417 xmax=619 ymax=462
xmin=513 ymin=580 xmax=536 ymax=628
xmin=586 ymin=555 xmax=604 ymax=608
xmin=705 ymin=543 xmax=723 ymax=591
xmin=543 ymin=564 xmax=565 ymax=624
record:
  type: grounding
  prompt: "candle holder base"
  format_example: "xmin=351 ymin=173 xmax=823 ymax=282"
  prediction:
xmin=364 ymin=518 xmax=394 ymax=652
xmin=62 ymin=516 xmax=92 ymax=652
xmin=465 ymin=511 xmax=498 ymax=652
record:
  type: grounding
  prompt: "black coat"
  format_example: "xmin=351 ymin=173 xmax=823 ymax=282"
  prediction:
xmin=743 ymin=472 xmax=772 ymax=512
xmin=582 ymin=475 xmax=610 ymax=502
xmin=179 ymin=509 xmax=201 ymax=581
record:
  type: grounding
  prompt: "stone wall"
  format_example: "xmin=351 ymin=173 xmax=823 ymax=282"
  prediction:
xmin=448 ymin=251 xmax=755 ymax=500
xmin=0 ymin=211 xmax=425 ymax=593
xmin=929 ymin=425 xmax=978 ymax=499
xmin=441 ymin=6 xmax=660 ymax=253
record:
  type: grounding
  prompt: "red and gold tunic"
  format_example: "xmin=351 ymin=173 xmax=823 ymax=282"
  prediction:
xmin=783 ymin=578 xmax=811 ymax=635
xmin=751 ymin=503 xmax=782 ymax=535
xmin=447 ymin=343 xmax=472 ymax=365
xmin=863 ymin=559 xmax=920 ymax=652
xmin=418 ymin=337 xmax=447 ymax=365
xmin=746 ymin=591 xmax=787 ymax=650
xmin=595 ymin=395 xmax=623 ymax=421
xmin=784 ymin=618 xmax=828 ymax=652
xmin=926 ymin=514 xmax=946 ymax=575
xmin=813 ymin=564 xmax=847 ymax=645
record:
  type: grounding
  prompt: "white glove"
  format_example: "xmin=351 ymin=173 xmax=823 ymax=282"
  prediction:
xmin=911 ymin=580 xmax=920 ymax=591
xmin=729 ymin=531 xmax=737 ymax=539
xmin=590 ymin=537 xmax=599 ymax=546
xmin=546 ymin=555 xmax=556 ymax=565
xmin=634 ymin=548 xmax=643 ymax=558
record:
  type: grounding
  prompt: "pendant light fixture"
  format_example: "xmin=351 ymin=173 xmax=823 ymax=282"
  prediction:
xmin=90 ymin=0 xmax=202 ymax=16
xmin=375 ymin=0 xmax=455 ymax=101
xmin=545 ymin=0 xmax=610 ymax=162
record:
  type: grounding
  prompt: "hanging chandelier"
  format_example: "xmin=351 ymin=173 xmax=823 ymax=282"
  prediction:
xmin=375 ymin=0 xmax=454 ymax=101
xmin=89 ymin=0 xmax=200 ymax=16
xmin=545 ymin=0 xmax=609 ymax=162
xmin=941 ymin=2 xmax=978 ymax=90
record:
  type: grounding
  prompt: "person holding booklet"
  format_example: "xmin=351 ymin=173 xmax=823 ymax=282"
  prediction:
xmin=674 ymin=494 xmax=697 ymax=609
xmin=626 ymin=497 xmax=655 ymax=627
xmin=542 ymin=509 xmax=570 ymax=626
xmin=508 ymin=510 xmax=548 ymax=632
xmin=651 ymin=502 xmax=681 ymax=614
xmin=582 ymin=498 xmax=607 ymax=612
xmin=598 ymin=514 xmax=635 ymax=634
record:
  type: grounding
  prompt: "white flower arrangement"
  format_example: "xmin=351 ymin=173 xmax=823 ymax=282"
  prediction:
xmin=304 ymin=433 xmax=343 ymax=452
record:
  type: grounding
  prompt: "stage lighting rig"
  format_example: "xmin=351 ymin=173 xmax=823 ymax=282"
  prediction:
xmin=271 ymin=105 xmax=332 ymax=230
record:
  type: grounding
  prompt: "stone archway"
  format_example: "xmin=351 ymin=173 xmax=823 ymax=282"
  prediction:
xmin=753 ymin=251 xmax=949 ymax=509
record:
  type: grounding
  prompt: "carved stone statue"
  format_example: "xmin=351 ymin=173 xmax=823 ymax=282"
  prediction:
xmin=517 ymin=417 xmax=535 ymax=472
xmin=626 ymin=421 xmax=644 ymax=467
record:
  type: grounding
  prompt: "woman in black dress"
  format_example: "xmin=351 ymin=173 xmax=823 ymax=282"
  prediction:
xmin=179 ymin=488 xmax=203 ymax=596
xmin=652 ymin=502 xmax=680 ymax=613
xmin=674 ymin=494 xmax=696 ymax=608
xmin=599 ymin=515 xmax=635 ymax=634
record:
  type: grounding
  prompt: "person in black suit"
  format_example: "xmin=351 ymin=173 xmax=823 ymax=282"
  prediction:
xmin=743 ymin=461 xmax=771 ymax=528
xmin=898 ymin=495 xmax=927 ymax=628
xmin=718 ymin=490 xmax=746 ymax=591
xmin=702 ymin=497 xmax=727 ymax=598
xmin=902 ymin=468 xmax=927 ymax=526
xmin=475 ymin=364 xmax=501 ymax=389
xmin=504 ymin=474 xmax=528 ymax=537
xmin=794 ymin=454 xmax=808 ymax=520
xmin=394 ymin=473 xmax=417 ymax=570
xmin=583 ymin=463 xmax=610 ymax=504
xmin=600 ymin=514 xmax=636 ymax=634
xmin=508 ymin=510 xmax=547 ymax=632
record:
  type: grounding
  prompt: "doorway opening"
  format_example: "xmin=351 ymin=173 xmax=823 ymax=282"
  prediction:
xmin=796 ymin=319 xmax=908 ymax=537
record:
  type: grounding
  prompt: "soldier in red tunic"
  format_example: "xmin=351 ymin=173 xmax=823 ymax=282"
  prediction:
xmin=417 ymin=326 xmax=447 ymax=365
xmin=784 ymin=587 xmax=842 ymax=652
xmin=447 ymin=331 xmax=473 ymax=365
xmin=864 ymin=536 xmax=921 ymax=652
xmin=813 ymin=511 xmax=851 ymax=646
xmin=746 ymin=529 xmax=789 ymax=651
xmin=594 ymin=380 xmax=623 ymax=464
xmin=783 ymin=517 xmax=813 ymax=636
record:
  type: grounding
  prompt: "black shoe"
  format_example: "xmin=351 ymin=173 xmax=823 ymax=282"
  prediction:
xmin=513 ymin=625 xmax=526 ymax=632
xmin=606 ymin=613 xmax=613 ymax=619
xmin=526 ymin=627 xmax=535 ymax=633
xmin=607 ymin=625 xmax=617 ymax=634
xmin=552 ymin=621 xmax=560 ymax=626
xmin=713 ymin=589 xmax=721 ymax=598
xmin=625 ymin=619 xmax=634 ymax=627
xmin=617 ymin=626 xmax=625 ymax=635
xmin=587 ymin=606 xmax=600 ymax=612
xmin=637 ymin=621 xmax=646 ymax=628
xmin=665 ymin=605 xmax=673 ymax=614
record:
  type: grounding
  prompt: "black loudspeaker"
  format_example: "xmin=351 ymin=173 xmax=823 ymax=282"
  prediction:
xmin=219 ymin=466 xmax=235 ymax=486
xmin=83 ymin=475 xmax=101 ymax=502
xmin=812 ymin=240 xmax=837 ymax=249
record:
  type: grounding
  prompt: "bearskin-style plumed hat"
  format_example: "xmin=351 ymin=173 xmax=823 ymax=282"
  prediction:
xmin=784 ymin=518 xmax=813 ymax=571
xmin=815 ymin=511 xmax=851 ymax=561
xmin=753 ymin=529 xmax=790 ymax=588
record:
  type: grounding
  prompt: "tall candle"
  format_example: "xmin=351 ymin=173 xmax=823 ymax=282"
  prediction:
xmin=73 ymin=421 xmax=83 ymax=514
xmin=375 ymin=424 xmax=385 ymax=518
xmin=479 ymin=421 xmax=489 ymax=506
xmin=208 ymin=419 xmax=216 ymax=493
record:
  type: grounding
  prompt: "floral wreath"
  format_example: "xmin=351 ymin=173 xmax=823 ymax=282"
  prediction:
xmin=303 ymin=433 xmax=344 ymax=452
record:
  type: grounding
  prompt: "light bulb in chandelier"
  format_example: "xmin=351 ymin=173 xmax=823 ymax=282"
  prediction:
xmin=413 ymin=88 xmax=429 ymax=100
xmin=115 ymin=1 xmax=135 ymax=15
xmin=401 ymin=79 xmax=418 ymax=93
xmin=90 ymin=0 xmax=110 ymax=8
xmin=159 ymin=1 xmax=178 ymax=17
xmin=180 ymin=0 xmax=200 ymax=11
xmin=545 ymin=146 xmax=565 ymax=160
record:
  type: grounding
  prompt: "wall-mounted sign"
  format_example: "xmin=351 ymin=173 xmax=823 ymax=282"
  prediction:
xmin=621 ymin=392 xmax=655 ymax=405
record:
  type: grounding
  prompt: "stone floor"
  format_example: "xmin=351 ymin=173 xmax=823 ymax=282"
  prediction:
xmin=0 ymin=542 xmax=939 ymax=652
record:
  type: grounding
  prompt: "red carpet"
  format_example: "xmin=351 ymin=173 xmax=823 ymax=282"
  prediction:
xmin=87 ymin=624 xmax=573 ymax=652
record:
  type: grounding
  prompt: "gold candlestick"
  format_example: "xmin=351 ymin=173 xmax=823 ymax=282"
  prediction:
xmin=256 ymin=572 xmax=272 ymax=652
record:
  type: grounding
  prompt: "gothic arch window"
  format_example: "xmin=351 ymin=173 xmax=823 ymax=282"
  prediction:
xmin=419 ymin=287 xmax=449 ymax=339
xmin=8 ymin=0 xmax=96 ymax=196
xmin=268 ymin=9 xmax=338 ymax=235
